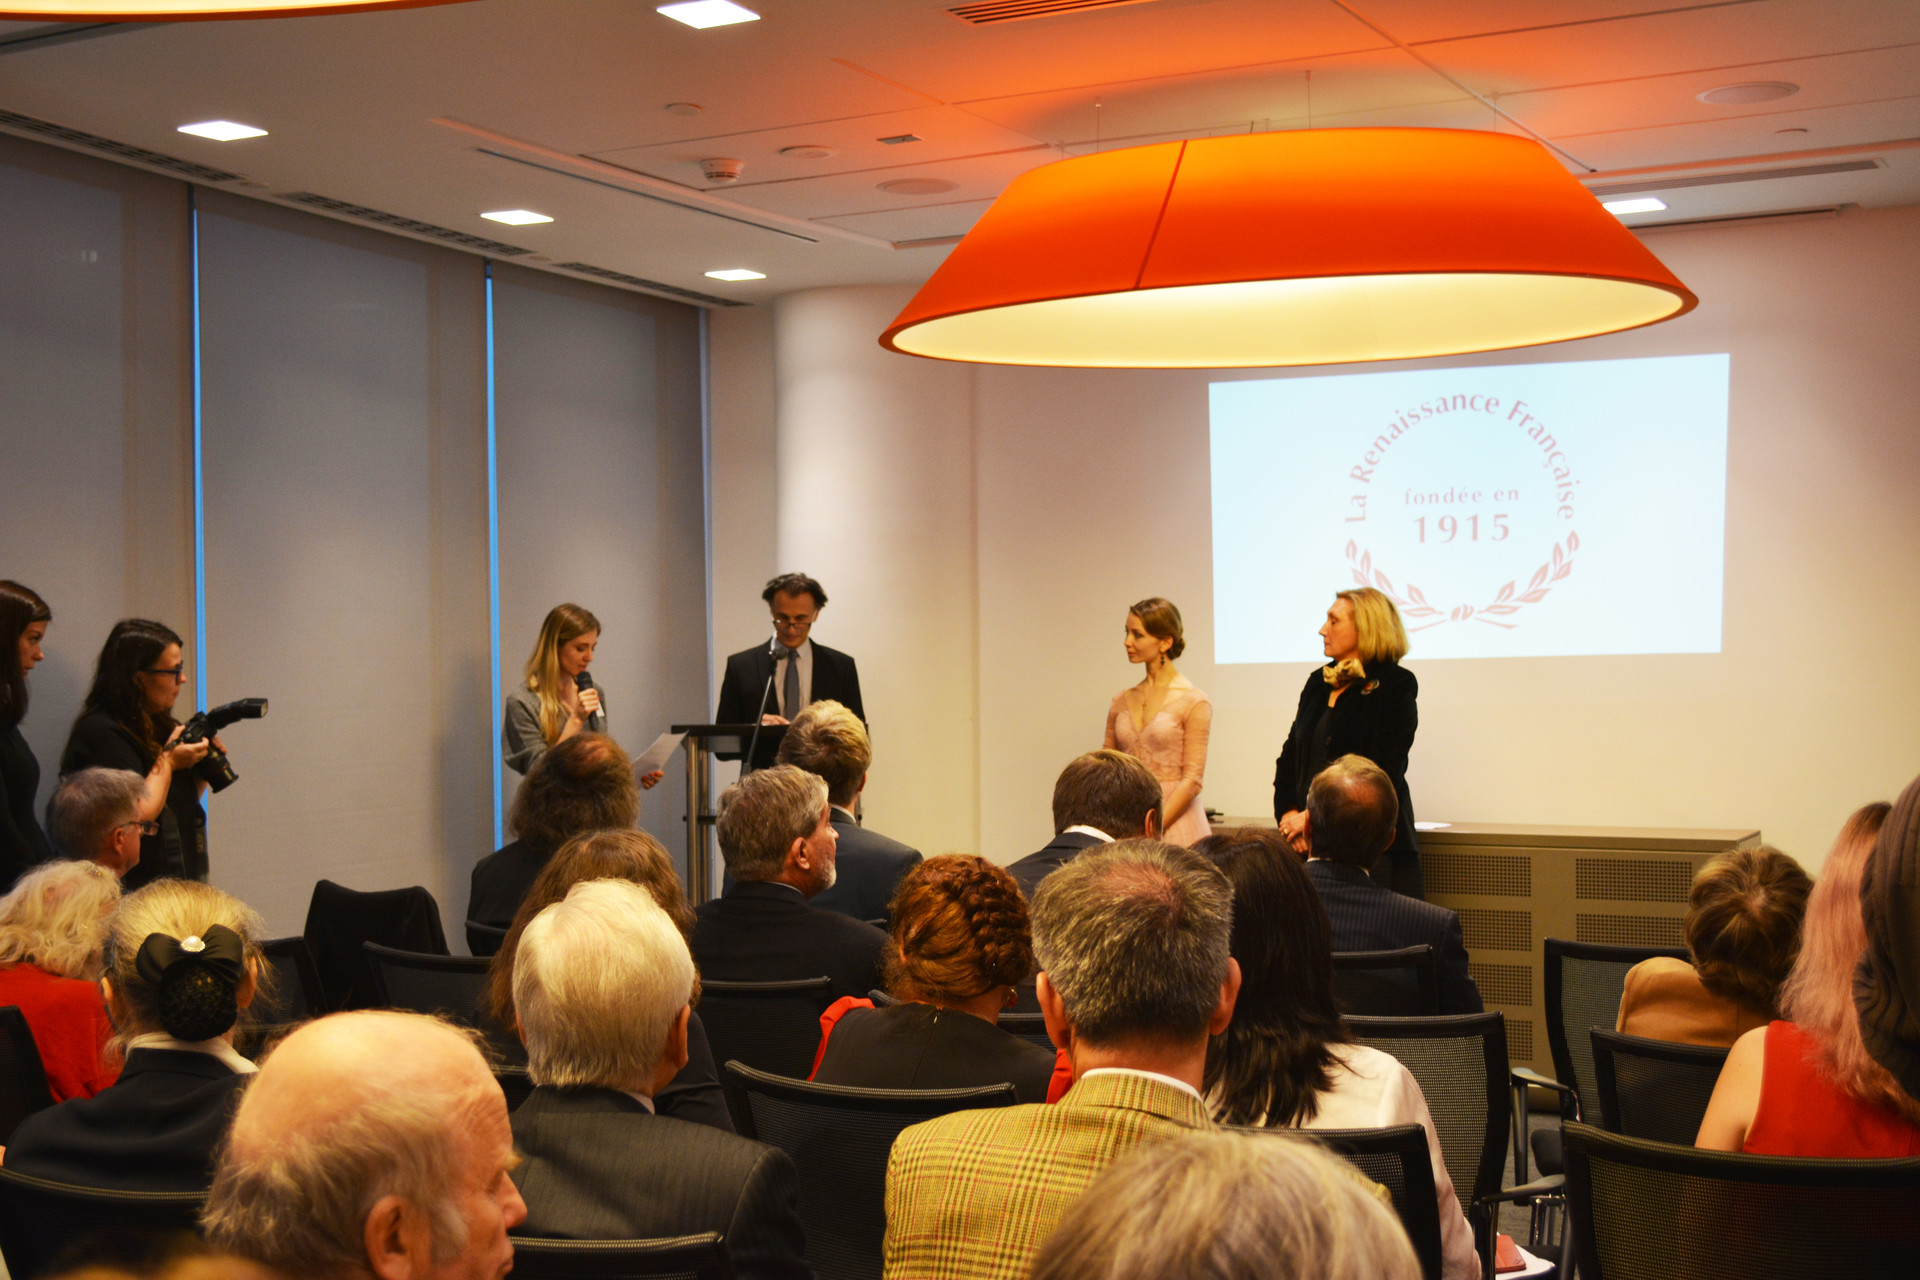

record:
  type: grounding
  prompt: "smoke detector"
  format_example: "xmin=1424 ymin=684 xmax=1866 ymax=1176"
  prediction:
xmin=700 ymin=157 xmax=744 ymax=184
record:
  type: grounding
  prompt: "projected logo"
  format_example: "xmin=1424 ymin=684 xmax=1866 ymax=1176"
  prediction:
xmin=1209 ymin=354 xmax=1729 ymax=662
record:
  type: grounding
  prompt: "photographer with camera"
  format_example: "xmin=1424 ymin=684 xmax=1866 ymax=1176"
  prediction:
xmin=58 ymin=620 xmax=217 ymax=887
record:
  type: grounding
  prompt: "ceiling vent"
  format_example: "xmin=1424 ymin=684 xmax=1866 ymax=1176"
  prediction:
xmin=948 ymin=0 xmax=1157 ymax=24
xmin=0 ymin=108 xmax=241 ymax=183
xmin=553 ymin=262 xmax=745 ymax=308
xmin=1588 ymin=158 xmax=1881 ymax=198
xmin=278 ymin=193 xmax=533 ymax=256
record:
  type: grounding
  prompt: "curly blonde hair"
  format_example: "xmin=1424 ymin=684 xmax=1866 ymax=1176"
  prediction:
xmin=0 ymin=860 xmax=120 ymax=980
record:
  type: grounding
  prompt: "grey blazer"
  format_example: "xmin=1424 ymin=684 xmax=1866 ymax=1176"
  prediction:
xmin=502 ymin=683 xmax=606 ymax=776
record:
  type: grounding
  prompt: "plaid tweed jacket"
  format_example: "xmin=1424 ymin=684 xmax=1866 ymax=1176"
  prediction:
xmin=882 ymin=1070 xmax=1212 ymax=1280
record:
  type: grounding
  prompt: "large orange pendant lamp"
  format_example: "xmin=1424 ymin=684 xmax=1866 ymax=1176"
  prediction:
xmin=881 ymin=128 xmax=1697 ymax=369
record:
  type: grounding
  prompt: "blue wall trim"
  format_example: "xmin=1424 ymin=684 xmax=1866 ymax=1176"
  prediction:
xmin=485 ymin=265 xmax=505 ymax=848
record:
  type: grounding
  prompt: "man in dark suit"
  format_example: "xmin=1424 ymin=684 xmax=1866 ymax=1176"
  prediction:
xmin=1303 ymin=754 xmax=1483 ymax=1015
xmin=716 ymin=573 xmax=864 ymax=771
xmin=1006 ymin=750 xmax=1164 ymax=901
xmin=693 ymin=763 xmax=887 ymax=999
xmin=506 ymin=879 xmax=811 ymax=1280
xmin=776 ymin=698 xmax=919 ymax=924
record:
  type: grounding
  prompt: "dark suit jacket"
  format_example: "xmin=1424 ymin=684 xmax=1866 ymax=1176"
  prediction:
xmin=814 ymin=1002 xmax=1055 ymax=1105
xmin=808 ymin=808 xmax=920 ymax=925
xmin=715 ymin=642 xmax=864 ymax=769
xmin=1272 ymin=661 xmax=1421 ymax=864
xmin=692 ymin=881 xmax=887 ymax=1000
xmin=467 ymin=839 xmax=551 ymax=932
xmin=1005 ymin=831 xmax=1105 ymax=902
xmin=1305 ymin=859 xmax=1483 ymax=1015
xmin=4 ymin=1048 xmax=249 ymax=1191
xmin=511 ymin=1086 xmax=810 ymax=1280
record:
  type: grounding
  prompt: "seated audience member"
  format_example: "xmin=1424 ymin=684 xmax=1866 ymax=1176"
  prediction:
xmin=468 ymin=732 xmax=637 ymax=931
xmin=1029 ymin=1129 xmax=1419 ymax=1280
xmin=812 ymin=855 xmax=1055 ymax=1103
xmin=483 ymin=827 xmax=731 ymax=1131
xmin=1301 ymin=755 xmax=1482 ymax=1014
xmin=47 ymin=768 xmax=149 ymax=878
xmin=1700 ymin=796 xmax=1920 ymax=1154
xmin=1617 ymin=845 xmax=1812 ymax=1046
xmin=692 ymin=764 xmax=885 ymax=999
xmin=203 ymin=1010 xmax=525 ymax=1280
xmin=1005 ymin=750 xmax=1163 ymax=901
xmin=508 ymin=880 xmax=810 ymax=1279
xmin=7 ymin=880 xmax=265 ymax=1190
xmin=0 ymin=860 xmax=121 ymax=1100
xmin=1200 ymin=829 xmax=1478 ymax=1280
xmin=776 ymin=699 xmax=921 ymax=924
xmin=884 ymin=840 xmax=1240 ymax=1280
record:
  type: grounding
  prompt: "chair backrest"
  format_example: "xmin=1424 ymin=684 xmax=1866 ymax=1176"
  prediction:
xmin=0 ymin=1006 xmax=53 ymax=1142
xmin=1544 ymin=939 xmax=1689 ymax=1115
xmin=256 ymin=935 xmax=324 ymax=1024
xmin=1332 ymin=945 xmax=1440 ymax=1017
xmin=1562 ymin=1121 xmax=1920 ymax=1279
xmin=509 ymin=1232 xmax=734 ymax=1280
xmin=723 ymin=1061 xmax=1017 ymax=1280
xmin=1590 ymin=1028 xmax=1730 ymax=1145
xmin=363 ymin=942 xmax=492 ymax=1030
xmin=994 ymin=1011 xmax=1054 ymax=1053
xmin=1347 ymin=1013 xmax=1511 ymax=1209
xmin=697 ymin=978 xmax=834 ymax=1088
xmin=1242 ymin=1124 xmax=1443 ymax=1280
xmin=303 ymin=879 xmax=449 ymax=1012
xmin=0 ymin=1167 xmax=205 ymax=1280
xmin=466 ymin=920 xmax=509 ymax=958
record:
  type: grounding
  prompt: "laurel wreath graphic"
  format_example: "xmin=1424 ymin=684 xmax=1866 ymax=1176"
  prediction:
xmin=1344 ymin=532 xmax=1580 ymax=631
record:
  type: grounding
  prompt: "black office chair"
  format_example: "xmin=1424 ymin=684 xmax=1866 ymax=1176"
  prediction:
xmin=0 ymin=1168 xmax=204 ymax=1280
xmin=303 ymin=879 xmax=449 ymax=1011
xmin=697 ymin=979 xmax=834 ymax=1096
xmin=995 ymin=1011 xmax=1055 ymax=1053
xmin=0 ymin=1007 xmax=53 ymax=1143
xmin=723 ymin=1062 xmax=1017 ymax=1280
xmin=1590 ymin=1028 xmax=1730 ymax=1146
xmin=238 ymin=935 xmax=327 ymax=1058
xmin=466 ymin=920 xmax=508 ymax=958
xmin=509 ymin=1232 xmax=734 ymax=1280
xmin=1562 ymin=1120 xmax=1920 ymax=1278
xmin=363 ymin=942 xmax=493 ymax=1030
xmin=1246 ymin=1124 xmax=1444 ymax=1280
xmin=1332 ymin=945 xmax=1440 ymax=1016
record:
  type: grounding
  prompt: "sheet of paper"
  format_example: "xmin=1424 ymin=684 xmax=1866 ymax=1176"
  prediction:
xmin=633 ymin=731 xmax=686 ymax=776
xmin=1414 ymin=821 xmax=1452 ymax=831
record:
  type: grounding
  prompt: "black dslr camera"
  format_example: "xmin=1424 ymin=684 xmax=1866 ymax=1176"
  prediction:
xmin=177 ymin=697 xmax=267 ymax=793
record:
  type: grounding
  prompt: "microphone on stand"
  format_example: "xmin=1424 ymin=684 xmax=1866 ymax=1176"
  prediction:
xmin=744 ymin=636 xmax=783 ymax=774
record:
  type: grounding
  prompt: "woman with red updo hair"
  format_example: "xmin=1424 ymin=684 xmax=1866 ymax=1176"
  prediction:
xmin=811 ymin=855 xmax=1056 ymax=1103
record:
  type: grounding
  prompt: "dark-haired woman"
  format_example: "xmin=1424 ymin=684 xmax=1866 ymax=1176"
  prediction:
xmin=58 ymin=620 xmax=212 ymax=888
xmin=811 ymin=855 xmax=1057 ymax=1103
xmin=1105 ymin=598 xmax=1211 ymax=848
xmin=1 ymin=581 xmax=54 ymax=889
xmin=5 ymin=880 xmax=264 ymax=1191
xmin=1198 ymin=830 xmax=1478 ymax=1280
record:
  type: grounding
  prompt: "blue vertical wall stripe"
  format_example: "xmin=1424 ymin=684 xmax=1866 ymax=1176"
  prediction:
xmin=485 ymin=265 xmax=505 ymax=848
xmin=189 ymin=194 xmax=208 ymax=716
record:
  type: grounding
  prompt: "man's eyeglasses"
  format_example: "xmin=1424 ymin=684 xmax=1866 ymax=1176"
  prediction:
xmin=772 ymin=615 xmax=815 ymax=631
xmin=118 ymin=820 xmax=160 ymax=836
xmin=143 ymin=666 xmax=187 ymax=683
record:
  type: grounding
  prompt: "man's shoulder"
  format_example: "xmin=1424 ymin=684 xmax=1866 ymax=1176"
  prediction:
xmin=834 ymin=820 xmax=920 ymax=864
xmin=893 ymin=1099 xmax=1053 ymax=1163
xmin=810 ymin=641 xmax=856 ymax=667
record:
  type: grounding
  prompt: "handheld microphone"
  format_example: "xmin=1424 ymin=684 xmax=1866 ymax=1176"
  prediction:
xmin=575 ymin=670 xmax=594 ymax=692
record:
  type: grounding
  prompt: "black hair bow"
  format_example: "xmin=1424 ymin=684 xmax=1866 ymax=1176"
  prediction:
xmin=134 ymin=924 xmax=245 ymax=987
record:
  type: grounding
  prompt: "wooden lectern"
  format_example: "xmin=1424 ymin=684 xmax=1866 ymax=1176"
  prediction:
xmin=671 ymin=723 xmax=787 ymax=905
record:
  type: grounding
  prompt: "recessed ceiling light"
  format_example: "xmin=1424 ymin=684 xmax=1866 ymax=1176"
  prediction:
xmin=178 ymin=120 xmax=267 ymax=142
xmin=481 ymin=210 xmax=554 ymax=225
xmin=780 ymin=145 xmax=839 ymax=161
xmin=705 ymin=268 xmax=766 ymax=281
xmin=878 ymin=134 xmax=924 ymax=146
xmin=1602 ymin=197 xmax=1667 ymax=216
xmin=880 ymin=178 xmax=959 ymax=196
xmin=657 ymin=1 xmax=759 ymax=28
xmin=1698 ymin=81 xmax=1798 ymax=105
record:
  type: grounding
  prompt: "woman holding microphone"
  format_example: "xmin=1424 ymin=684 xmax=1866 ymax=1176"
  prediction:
xmin=503 ymin=604 xmax=659 ymax=788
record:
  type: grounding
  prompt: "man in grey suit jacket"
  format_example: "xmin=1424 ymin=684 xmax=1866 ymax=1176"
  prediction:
xmin=1303 ymin=755 xmax=1483 ymax=1015
xmin=509 ymin=879 xmax=812 ymax=1280
xmin=776 ymin=699 xmax=920 ymax=924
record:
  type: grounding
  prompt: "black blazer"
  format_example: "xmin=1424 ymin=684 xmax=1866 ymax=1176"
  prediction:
xmin=813 ymin=1002 xmax=1055 ymax=1105
xmin=511 ymin=1086 xmax=811 ymax=1280
xmin=467 ymin=839 xmax=551 ymax=932
xmin=1272 ymin=661 xmax=1420 ymax=863
xmin=691 ymin=881 xmax=886 ymax=1001
xmin=0 ymin=723 xmax=51 ymax=891
xmin=4 ymin=1048 xmax=249 ymax=1191
xmin=59 ymin=711 xmax=204 ymax=886
xmin=1305 ymin=860 xmax=1483 ymax=1015
xmin=808 ymin=808 xmax=920 ymax=925
xmin=715 ymin=642 xmax=864 ymax=769
xmin=1005 ymin=831 xmax=1105 ymax=902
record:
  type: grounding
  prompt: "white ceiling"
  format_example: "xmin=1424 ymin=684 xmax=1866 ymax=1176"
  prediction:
xmin=1 ymin=0 xmax=1916 ymax=307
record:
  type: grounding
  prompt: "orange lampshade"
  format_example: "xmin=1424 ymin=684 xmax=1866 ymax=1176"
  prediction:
xmin=881 ymin=128 xmax=1697 ymax=368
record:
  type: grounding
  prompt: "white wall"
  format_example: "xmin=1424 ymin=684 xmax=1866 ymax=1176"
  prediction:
xmin=709 ymin=206 xmax=1920 ymax=871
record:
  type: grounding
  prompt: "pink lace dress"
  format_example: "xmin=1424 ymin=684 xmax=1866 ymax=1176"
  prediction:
xmin=1105 ymin=675 xmax=1213 ymax=847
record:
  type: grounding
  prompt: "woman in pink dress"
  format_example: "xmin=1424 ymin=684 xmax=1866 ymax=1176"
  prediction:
xmin=1105 ymin=598 xmax=1212 ymax=848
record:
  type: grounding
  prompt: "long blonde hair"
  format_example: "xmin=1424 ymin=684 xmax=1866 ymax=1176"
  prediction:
xmin=1778 ymin=803 xmax=1918 ymax=1122
xmin=0 ymin=860 xmax=121 ymax=980
xmin=522 ymin=604 xmax=600 ymax=744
